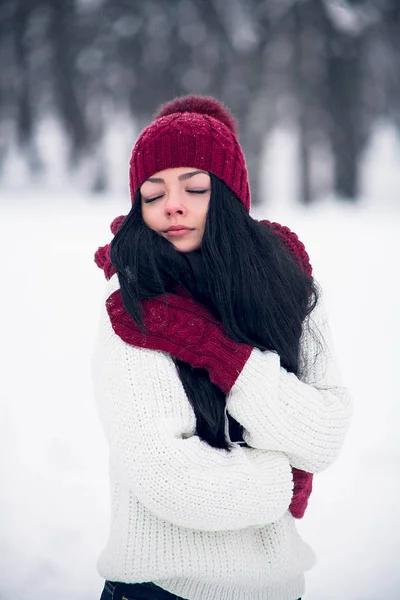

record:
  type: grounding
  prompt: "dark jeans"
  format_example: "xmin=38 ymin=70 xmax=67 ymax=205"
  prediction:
xmin=100 ymin=580 xmax=185 ymax=600
xmin=100 ymin=580 xmax=302 ymax=600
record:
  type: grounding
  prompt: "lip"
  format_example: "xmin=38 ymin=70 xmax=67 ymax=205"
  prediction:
xmin=165 ymin=225 xmax=194 ymax=236
xmin=166 ymin=225 xmax=194 ymax=232
xmin=165 ymin=229 xmax=194 ymax=237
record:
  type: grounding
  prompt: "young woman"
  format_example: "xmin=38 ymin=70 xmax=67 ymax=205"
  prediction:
xmin=92 ymin=95 xmax=352 ymax=600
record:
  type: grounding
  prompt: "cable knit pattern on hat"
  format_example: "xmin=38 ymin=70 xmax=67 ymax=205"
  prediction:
xmin=91 ymin=272 xmax=352 ymax=600
xmin=129 ymin=95 xmax=251 ymax=211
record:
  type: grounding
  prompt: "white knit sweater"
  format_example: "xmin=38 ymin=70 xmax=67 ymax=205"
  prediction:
xmin=91 ymin=275 xmax=352 ymax=600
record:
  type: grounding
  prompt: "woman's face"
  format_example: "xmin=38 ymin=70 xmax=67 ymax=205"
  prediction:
xmin=140 ymin=167 xmax=211 ymax=252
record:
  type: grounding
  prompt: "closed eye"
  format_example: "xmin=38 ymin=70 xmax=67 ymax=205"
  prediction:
xmin=144 ymin=194 xmax=164 ymax=203
xmin=144 ymin=189 xmax=209 ymax=203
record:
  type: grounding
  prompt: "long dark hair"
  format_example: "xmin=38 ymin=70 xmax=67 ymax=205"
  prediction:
xmin=110 ymin=175 xmax=319 ymax=450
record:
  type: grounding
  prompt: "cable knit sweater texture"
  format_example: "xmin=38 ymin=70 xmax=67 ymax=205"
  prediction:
xmin=91 ymin=271 xmax=352 ymax=600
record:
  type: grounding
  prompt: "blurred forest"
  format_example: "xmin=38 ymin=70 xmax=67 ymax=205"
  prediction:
xmin=0 ymin=0 xmax=399 ymax=204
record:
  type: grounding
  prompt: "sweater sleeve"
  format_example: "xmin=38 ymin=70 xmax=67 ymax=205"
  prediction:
xmin=226 ymin=293 xmax=353 ymax=473
xmin=91 ymin=277 xmax=294 ymax=532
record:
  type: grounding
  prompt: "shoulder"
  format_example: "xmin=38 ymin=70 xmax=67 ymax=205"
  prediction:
xmin=92 ymin=283 xmax=194 ymax=422
xmin=259 ymin=219 xmax=312 ymax=279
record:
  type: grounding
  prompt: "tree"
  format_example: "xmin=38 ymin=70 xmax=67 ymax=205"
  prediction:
xmin=0 ymin=0 xmax=399 ymax=204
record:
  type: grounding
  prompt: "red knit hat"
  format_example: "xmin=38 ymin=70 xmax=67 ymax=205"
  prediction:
xmin=129 ymin=95 xmax=251 ymax=211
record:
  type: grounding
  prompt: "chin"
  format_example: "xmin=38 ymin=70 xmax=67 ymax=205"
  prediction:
xmin=171 ymin=240 xmax=201 ymax=253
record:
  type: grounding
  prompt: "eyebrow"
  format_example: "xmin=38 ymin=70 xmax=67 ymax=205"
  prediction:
xmin=146 ymin=170 xmax=209 ymax=184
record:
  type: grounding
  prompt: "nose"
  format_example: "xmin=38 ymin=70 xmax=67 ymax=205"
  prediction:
xmin=163 ymin=191 xmax=188 ymax=217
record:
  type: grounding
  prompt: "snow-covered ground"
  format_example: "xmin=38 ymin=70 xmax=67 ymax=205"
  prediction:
xmin=1 ymin=123 xmax=399 ymax=600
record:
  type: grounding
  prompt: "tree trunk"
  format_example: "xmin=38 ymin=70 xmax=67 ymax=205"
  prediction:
xmin=47 ymin=0 xmax=89 ymax=162
xmin=292 ymin=1 xmax=313 ymax=205
xmin=326 ymin=32 xmax=363 ymax=201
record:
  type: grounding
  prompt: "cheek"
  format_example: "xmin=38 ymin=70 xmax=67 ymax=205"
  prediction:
xmin=200 ymin=202 xmax=210 ymax=229
xmin=141 ymin=205 xmax=157 ymax=229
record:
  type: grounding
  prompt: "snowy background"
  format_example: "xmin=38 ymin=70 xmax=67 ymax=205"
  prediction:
xmin=1 ymin=118 xmax=399 ymax=600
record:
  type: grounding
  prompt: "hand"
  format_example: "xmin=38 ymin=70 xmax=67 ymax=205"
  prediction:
xmin=106 ymin=289 xmax=252 ymax=395
xmin=289 ymin=468 xmax=313 ymax=518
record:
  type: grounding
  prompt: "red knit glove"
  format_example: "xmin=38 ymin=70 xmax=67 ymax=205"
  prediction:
xmin=106 ymin=289 xmax=253 ymax=395
xmin=289 ymin=468 xmax=313 ymax=518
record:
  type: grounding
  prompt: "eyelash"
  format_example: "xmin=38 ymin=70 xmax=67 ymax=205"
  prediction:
xmin=144 ymin=190 xmax=208 ymax=203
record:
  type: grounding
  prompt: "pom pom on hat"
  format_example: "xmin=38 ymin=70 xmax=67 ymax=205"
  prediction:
xmin=156 ymin=95 xmax=238 ymax=134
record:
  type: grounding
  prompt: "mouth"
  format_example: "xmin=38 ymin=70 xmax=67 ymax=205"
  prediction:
xmin=165 ymin=225 xmax=193 ymax=231
xmin=165 ymin=227 xmax=194 ymax=237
